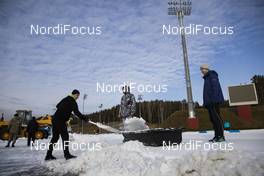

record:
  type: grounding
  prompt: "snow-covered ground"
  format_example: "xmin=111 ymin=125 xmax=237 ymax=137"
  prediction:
xmin=1 ymin=129 xmax=264 ymax=176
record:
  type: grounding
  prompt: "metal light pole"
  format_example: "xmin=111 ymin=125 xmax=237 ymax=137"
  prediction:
xmin=98 ymin=104 xmax=103 ymax=122
xmin=82 ymin=94 xmax=87 ymax=134
xmin=138 ymin=94 xmax=143 ymax=117
xmin=168 ymin=0 xmax=198 ymax=128
xmin=98 ymin=104 xmax=103 ymax=133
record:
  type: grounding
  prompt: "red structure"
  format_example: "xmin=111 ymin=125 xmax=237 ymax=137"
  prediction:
xmin=187 ymin=118 xmax=199 ymax=129
xmin=237 ymin=105 xmax=253 ymax=120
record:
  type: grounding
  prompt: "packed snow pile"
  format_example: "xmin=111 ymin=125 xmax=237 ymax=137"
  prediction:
xmin=44 ymin=140 xmax=264 ymax=176
xmin=43 ymin=130 xmax=264 ymax=176
xmin=123 ymin=117 xmax=149 ymax=131
xmin=1 ymin=130 xmax=264 ymax=176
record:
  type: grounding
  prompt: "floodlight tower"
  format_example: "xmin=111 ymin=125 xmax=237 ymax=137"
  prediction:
xmin=98 ymin=104 xmax=103 ymax=133
xmin=168 ymin=0 xmax=198 ymax=128
xmin=82 ymin=94 xmax=87 ymax=134
xmin=138 ymin=94 xmax=143 ymax=117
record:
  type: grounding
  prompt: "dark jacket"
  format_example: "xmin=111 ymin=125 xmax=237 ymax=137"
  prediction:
xmin=203 ymin=70 xmax=224 ymax=106
xmin=53 ymin=96 xmax=86 ymax=123
xmin=27 ymin=119 xmax=38 ymax=133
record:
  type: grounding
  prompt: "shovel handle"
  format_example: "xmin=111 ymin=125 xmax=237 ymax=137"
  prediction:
xmin=88 ymin=120 xmax=97 ymax=125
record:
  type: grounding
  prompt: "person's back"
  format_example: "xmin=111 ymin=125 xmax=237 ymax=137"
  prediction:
xmin=53 ymin=95 xmax=82 ymax=123
xmin=27 ymin=118 xmax=38 ymax=133
xmin=203 ymin=70 xmax=224 ymax=106
xmin=6 ymin=114 xmax=21 ymax=147
xmin=9 ymin=116 xmax=22 ymax=134
xmin=27 ymin=117 xmax=38 ymax=146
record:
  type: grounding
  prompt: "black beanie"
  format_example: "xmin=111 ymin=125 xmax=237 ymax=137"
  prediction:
xmin=72 ymin=89 xmax=80 ymax=95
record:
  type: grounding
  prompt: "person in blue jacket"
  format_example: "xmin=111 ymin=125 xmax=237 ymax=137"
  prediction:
xmin=200 ymin=64 xmax=225 ymax=142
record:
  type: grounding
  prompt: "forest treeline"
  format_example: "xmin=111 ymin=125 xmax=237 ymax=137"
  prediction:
xmin=85 ymin=100 xmax=197 ymax=124
xmin=74 ymin=75 xmax=263 ymax=125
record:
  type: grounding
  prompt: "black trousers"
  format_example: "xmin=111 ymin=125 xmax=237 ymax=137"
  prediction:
xmin=27 ymin=132 xmax=36 ymax=146
xmin=48 ymin=121 xmax=70 ymax=156
xmin=206 ymin=104 xmax=224 ymax=138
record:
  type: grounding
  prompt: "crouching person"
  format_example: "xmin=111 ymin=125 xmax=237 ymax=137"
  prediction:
xmin=45 ymin=89 xmax=88 ymax=161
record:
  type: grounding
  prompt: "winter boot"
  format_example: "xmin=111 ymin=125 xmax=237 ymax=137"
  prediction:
xmin=208 ymin=137 xmax=217 ymax=142
xmin=215 ymin=136 xmax=225 ymax=142
xmin=45 ymin=151 xmax=57 ymax=161
xmin=65 ymin=154 xmax=77 ymax=160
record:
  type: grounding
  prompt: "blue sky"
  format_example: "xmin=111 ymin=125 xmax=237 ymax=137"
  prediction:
xmin=0 ymin=0 xmax=263 ymax=118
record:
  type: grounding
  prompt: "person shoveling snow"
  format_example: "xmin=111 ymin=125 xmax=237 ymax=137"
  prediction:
xmin=45 ymin=89 xmax=89 ymax=161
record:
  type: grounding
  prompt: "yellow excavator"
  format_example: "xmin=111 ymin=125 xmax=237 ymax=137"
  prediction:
xmin=0 ymin=110 xmax=52 ymax=140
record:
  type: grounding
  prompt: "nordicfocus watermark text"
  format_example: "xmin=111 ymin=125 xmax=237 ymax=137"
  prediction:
xmin=30 ymin=24 xmax=102 ymax=35
xmin=96 ymin=82 xmax=168 ymax=93
xmin=31 ymin=141 xmax=102 ymax=151
xmin=162 ymin=24 xmax=234 ymax=35
xmin=163 ymin=140 xmax=234 ymax=151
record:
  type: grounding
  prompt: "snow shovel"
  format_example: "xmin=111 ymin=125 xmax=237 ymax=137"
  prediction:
xmin=88 ymin=120 xmax=121 ymax=133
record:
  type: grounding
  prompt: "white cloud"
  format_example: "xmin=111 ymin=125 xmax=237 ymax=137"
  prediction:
xmin=0 ymin=0 xmax=263 ymax=117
